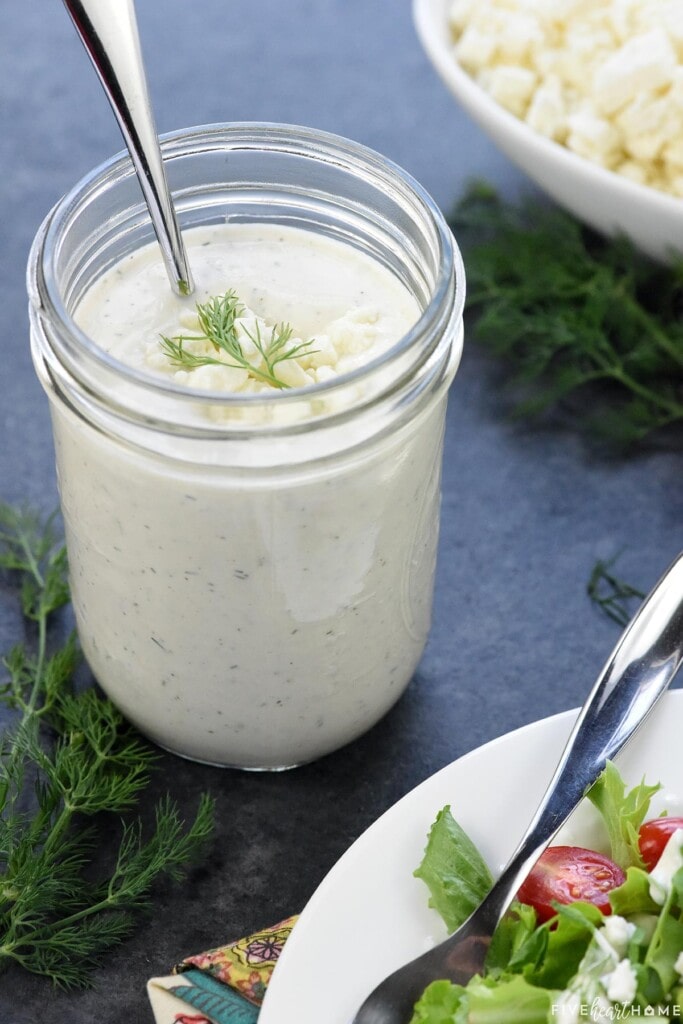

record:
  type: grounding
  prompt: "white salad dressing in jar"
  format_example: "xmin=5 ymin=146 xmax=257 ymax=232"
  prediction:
xmin=28 ymin=123 xmax=464 ymax=769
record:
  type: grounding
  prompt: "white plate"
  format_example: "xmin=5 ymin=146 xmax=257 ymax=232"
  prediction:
xmin=413 ymin=0 xmax=683 ymax=263
xmin=260 ymin=690 xmax=683 ymax=1024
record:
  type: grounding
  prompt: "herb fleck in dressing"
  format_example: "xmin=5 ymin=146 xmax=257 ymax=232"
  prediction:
xmin=59 ymin=223 xmax=446 ymax=768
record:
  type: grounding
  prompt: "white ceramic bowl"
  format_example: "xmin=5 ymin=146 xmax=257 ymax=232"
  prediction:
xmin=414 ymin=0 xmax=683 ymax=263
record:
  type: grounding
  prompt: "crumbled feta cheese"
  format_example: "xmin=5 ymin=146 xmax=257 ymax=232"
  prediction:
xmin=665 ymin=139 xmax=683 ymax=171
xmin=314 ymin=365 xmax=338 ymax=384
xmin=660 ymin=0 xmax=683 ymax=44
xmin=593 ymin=926 xmax=622 ymax=963
xmin=495 ymin=12 xmax=543 ymax=64
xmin=649 ymin=827 xmax=683 ymax=906
xmin=526 ymin=76 xmax=567 ymax=140
xmin=327 ymin=308 xmax=381 ymax=355
xmin=488 ymin=65 xmax=537 ymax=117
xmin=617 ymin=91 xmax=683 ymax=162
xmin=669 ymin=68 xmax=683 ymax=111
xmin=601 ymin=915 xmax=636 ymax=957
xmin=271 ymin=357 xmax=314 ymax=389
xmin=182 ymin=362 xmax=249 ymax=392
xmin=233 ymin=317 xmax=265 ymax=367
xmin=566 ymin=110 xmax=622 ymax=166
xmin=456 ymin=26 xmax=497 ymax=73
xmin=615 ymin=159 xmax=649 ymax=186
xmin=449 ymin=0 xmax=683 ymax=198
xmin=601 ymin=958 xmax=638 ymax=1003
xmin=669 ymin=174 xmax=683 ymax=198
xmin=448 ymin=0 xmax=476 ymax=34
xmin=146 ymin=298 xmax=397 ymax=395
xmin=299 ymin=333 xmax=337 ymax=369
xmin=593 ymin=29 xmax=678 ymax=115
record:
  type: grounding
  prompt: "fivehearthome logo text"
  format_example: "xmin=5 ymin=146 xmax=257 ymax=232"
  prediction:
xmin=552 ymin=1001 xmax=681 ymax=1019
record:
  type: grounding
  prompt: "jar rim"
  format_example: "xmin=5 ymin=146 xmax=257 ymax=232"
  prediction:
xmin=33 ymin=121 xmax=464 ymax=408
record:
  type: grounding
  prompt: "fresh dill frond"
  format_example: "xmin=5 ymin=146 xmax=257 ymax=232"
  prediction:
xmin=587 ymin=555 xmax=645 ymax=627
xmin=1 ymin=794 xmax=215 ymax=988
xmin=451 ymin=183 xmax=683 ymax=447
xmin=0 ymin=505 xmax=69 ymax=621
xmin=160 ymin=289 xmax=316 ymax=389
xmin=0 ymin=502 xmax=215 ymax=988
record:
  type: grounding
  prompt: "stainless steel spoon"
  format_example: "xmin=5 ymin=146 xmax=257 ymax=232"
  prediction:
xmin=62 ymin=0 xmax=194 ymax=296
xmin=353 ymin=550 xmax=683 ymax=1024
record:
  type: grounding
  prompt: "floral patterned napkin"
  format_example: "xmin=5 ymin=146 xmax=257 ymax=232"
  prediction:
xmin=146 ymin=916 xmax=298 ymax=1024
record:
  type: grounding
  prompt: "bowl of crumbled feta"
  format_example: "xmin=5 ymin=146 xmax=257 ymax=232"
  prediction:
xmin=414 ymin=0 xmax=683 ymax=262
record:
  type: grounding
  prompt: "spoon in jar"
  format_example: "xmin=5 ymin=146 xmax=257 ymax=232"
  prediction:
xmin=62 ymin=0 xmax=194 ymax=296
xmin=353 ymin=550 xmax=683 ymax=1024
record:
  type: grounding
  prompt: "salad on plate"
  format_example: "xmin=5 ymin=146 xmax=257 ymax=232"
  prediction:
xmin=413 ymin=762 xmax=683 ymax=1022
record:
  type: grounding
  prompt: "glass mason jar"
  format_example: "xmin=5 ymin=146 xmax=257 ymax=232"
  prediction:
xmin=28 ymin=123 xmax=465 ymax=770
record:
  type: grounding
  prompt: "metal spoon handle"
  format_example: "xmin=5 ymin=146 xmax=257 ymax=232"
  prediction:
xmin=63 ymin=0 xmax=194 ymax=296
xmin=479 ymin=549 xmax=683 ymax=928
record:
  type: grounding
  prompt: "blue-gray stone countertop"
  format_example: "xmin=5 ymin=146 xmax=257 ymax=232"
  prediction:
xmin=0 ymin=2 xmax=681 ymax=1021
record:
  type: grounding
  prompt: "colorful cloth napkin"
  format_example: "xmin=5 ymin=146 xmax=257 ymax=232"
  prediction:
xmin=147 ymin=916 xmax=298 ymax=1024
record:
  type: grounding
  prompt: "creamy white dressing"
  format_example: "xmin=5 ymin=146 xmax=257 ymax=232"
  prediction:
xmin=55 ymin=223 xmax=449 ymax=767
xmin=76 ymin=223 xmax=419 ymax=387
xmin=649 ymin=827 xmax=683 ymax=906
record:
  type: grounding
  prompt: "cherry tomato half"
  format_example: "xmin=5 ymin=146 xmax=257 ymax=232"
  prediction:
xmin=638 ymin=817 xmax=683 ymax=872
xmin=516 ymin=846 xmax=626 ymax=923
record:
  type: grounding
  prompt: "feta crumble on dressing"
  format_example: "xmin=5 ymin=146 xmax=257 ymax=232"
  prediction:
xmin=76 ymin=222 xmax=420 ymax=393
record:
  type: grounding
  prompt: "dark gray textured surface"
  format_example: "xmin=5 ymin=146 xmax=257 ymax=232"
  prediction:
xmin=0 ymin=1 xmax=681 ymax=1021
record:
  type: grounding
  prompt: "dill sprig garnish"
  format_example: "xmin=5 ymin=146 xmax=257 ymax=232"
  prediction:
xmin=452 ymin=184 xmax=683 ymax=447
xmin=160 ymin=290 xmax=316 ymax=389
xmin=0 ymin=503 xmax=215 ymax=988
xmin=587 ymin=555 xmax=645 ymax=627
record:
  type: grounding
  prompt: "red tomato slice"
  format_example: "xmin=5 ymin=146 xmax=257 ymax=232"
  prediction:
xmin=516 ymin=846 xmax=626 ymax=923
xmin=638 ymin=817 xmax=683 ymax=872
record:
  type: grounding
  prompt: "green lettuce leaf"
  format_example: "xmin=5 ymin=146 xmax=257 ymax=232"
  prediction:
xmin=528 ymin=902 xmax=603 ymax=990
xmin=557 ymin=920 xmax=623 ymax=1007
xmin=643 ymin=866 xmax=683 ymax=997
xmin=486 ymin=901 xmax=538 ymax=975
xmin=466 ymin=975 xmax=555 ymax=1022
xmin=609 ymin=866 xmax=661 ymax=917
xmin=409 ymin=980 xmax=468 ymax=1024
xmin=410 ymin=975 xmax=556 ymax=1024
xmin=587 ymin=761 xmax=661 ymax=869
xmin=414 ymin=806 xmax=493 ymax=933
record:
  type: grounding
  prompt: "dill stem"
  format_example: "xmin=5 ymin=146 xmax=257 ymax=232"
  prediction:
xmin=0 ymin=880 xmax=110 ymax=956
xmin=38 ymin=799 xmax=75 ymax=863
xmin=39 ymin=744 xmax=109 ymax=861
xmin=16 ymin=526 xmax=44 ymax=595
xmin=242 ymin=363 xmax=287 ymax=389
xmin=607 ymin=364 xmax=683 ymax=418
xmin=585 ymin=341 xmax=663 ymax=411
xmin=0 ymin=596 xmax=49 ymax=818
xmin=1 ymin=892 xmax=114 ymax=952
xmin=618 ymin=287 xmax=683 ymax=373
xmin=26 ymin=613 xmax=47 ymax=716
